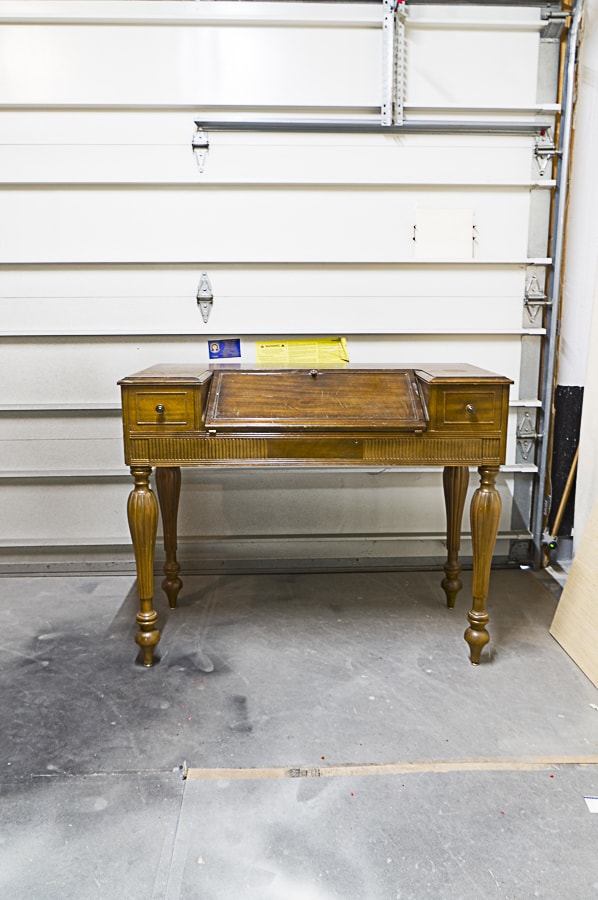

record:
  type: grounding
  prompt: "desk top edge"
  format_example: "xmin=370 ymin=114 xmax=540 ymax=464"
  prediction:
xmin=118 ymin=363 xmax=513 ymax=385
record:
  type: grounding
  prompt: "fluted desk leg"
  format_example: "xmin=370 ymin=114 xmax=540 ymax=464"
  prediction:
xmin=466 ymin=465 xmax=501 ymax=665
xmin=156 ymin=466 xmax=183 ymax=608
xmin=441 ymin=465 xmax=469 ymax=609
xmin=127 ymin=466 xmax=159 ymax=666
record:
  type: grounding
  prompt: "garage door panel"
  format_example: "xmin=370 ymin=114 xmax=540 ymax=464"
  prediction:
xmin=1 ymin=188 xmax=533 ymax=263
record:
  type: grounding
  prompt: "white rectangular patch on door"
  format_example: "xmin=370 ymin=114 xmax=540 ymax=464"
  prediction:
xmin=414 ymin=208 xmax=474 ymax=260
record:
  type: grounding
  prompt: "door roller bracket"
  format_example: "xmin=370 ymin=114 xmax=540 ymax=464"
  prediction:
xmin=533 ymin=130 xmax=560 ymax=176
xmin=196 ymin=272 xmax=214 ymax=323
xmin=524 ymin=272 xmax=551 ymax=323
xmin=516 ymin=409 xmax=542 ymax=462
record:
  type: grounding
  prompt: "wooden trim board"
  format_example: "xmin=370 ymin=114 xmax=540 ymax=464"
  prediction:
xmin=186 ymin=756 xmax=598 ymax=781
xmin=550 ymin=495 xmax=598 ymax=689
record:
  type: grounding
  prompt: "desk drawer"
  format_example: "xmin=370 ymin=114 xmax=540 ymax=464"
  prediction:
xmin=436 ymin=388 xmax=501 ymax=431
xmin=129 ymin=389 xmax=195 ymax=431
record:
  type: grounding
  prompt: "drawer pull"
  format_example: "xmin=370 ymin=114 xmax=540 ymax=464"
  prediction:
xmin=155 ymin=404 xmax=165 ymax=414
xmin=466 ymin=404 xmax=476 ymax=415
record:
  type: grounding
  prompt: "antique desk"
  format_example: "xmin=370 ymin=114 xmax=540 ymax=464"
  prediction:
xmin=119 ymin=363 xmax=511 ymax=667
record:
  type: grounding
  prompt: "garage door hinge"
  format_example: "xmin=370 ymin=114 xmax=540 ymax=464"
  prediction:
xmin=192 ymin=128 xmax=209 ymax=172
xmin=196 ymin=272 xmax=214 ymax=323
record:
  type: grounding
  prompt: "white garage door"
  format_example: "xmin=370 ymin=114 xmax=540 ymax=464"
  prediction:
xmin=0 ymin=1 xmax=570 ymax=571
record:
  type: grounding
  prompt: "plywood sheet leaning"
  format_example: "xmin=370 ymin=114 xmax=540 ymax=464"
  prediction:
xmin=550 ymin=496 xmax=598 ymax=688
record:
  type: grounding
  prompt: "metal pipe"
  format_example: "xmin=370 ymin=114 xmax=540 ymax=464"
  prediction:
xmin=532 ymin=0 xmax=584 ymax=565
xmin=551 ymin=445 xmax=579 ymax=537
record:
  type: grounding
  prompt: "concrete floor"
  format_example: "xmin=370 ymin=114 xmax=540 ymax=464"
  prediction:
xmin=1 ymin=567 xmax=597 ymax=898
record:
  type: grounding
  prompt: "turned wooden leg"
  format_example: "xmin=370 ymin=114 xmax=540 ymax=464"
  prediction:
xmin=441 ymin=465 xmax=469 ymax=608
xmin=127 ymin=466 xmax=159 ymax=666
xmin=465 ymin=465 xmax=502 ymax=665
xmin=155 ymin=466 xmax=183 ymax=609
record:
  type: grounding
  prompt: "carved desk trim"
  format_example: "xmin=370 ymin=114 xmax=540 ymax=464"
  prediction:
xmin=118 ymin=363 xmax=512 ymax=667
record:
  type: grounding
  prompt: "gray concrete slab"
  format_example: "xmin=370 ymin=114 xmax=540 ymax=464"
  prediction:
xmin=1 ymin=569 xmax=597 ymax=898
xmin=0 ymin=771 xmax=184 ymax=900
xmin=0 ymin=570 xmax=596 ymax=777
xmin=166 ymin=767 xmax=598 ymax=900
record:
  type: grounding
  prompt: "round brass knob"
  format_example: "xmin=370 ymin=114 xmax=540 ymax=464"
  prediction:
xmin=155 ymin=404 xmax=165 ymax=414
xmin=466 ymin=404 xmax=476 ymax=415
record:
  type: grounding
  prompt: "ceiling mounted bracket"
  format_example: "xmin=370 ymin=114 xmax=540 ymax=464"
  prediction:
xmin=540 ymin=11 xmax=569 ymax=41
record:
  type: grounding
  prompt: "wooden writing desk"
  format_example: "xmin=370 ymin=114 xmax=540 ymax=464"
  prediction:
xmin=119 ymin=364 xmax=511 ymax=666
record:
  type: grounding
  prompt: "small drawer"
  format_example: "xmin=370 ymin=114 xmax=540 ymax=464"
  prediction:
xmin=437 ymin=389 xmax=499 ymax=430
xmin=130 ymin=389 xmax=195 ymax=431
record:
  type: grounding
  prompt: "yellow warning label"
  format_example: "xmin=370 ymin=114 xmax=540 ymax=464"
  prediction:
xmin=255 ymin=337 xmax=349 ymax=366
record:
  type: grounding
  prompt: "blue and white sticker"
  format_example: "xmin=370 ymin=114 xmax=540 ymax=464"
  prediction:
xmin=208 ymin=339 xmax=241 ymax=359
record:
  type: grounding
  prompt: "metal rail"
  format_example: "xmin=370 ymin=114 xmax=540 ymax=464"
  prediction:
xmin=531 ymin=0 xmax=584 ymax=565
xmin=193 ymin=120 xmax=552 ymax=135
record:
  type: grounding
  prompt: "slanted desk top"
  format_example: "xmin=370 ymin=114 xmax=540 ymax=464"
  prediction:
xmin=119 ymin=363 xmax=511 ymax=666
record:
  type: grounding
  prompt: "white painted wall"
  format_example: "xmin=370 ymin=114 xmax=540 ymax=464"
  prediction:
xmin=0 ymin=1 xmax=557 ymax=570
